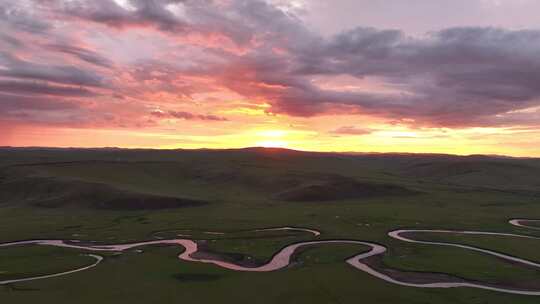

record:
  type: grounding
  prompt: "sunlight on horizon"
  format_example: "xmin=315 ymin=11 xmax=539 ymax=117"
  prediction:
xmin=2 ymin=1 xmax=540 ymax=157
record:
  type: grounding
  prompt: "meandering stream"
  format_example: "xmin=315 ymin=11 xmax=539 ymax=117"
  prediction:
xmin=1 ymin=220 xmax=540 ymax=295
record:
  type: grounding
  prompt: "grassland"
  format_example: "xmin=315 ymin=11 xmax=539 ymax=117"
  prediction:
xmin=0 ymin=147 xmax=540 ymax=303
xmin=0 ymin=246 xmax=96 ymax=282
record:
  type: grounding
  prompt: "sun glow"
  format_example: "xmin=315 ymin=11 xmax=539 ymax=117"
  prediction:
xmin=257 ymin=130 xmax=288 ymax=137
xmin=253 ymin=129 xmax=289 ymax=148
xmin=255 ymin=140 xmax=289 ymax=148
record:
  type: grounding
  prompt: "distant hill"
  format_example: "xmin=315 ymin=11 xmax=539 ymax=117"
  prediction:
xmin=0 ymin=147 xmax=539 ymax=210
xmin=398 ymin=158 xmax=540 ymax=191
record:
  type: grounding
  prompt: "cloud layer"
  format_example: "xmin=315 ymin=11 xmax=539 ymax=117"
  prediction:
xmin=1 ymin=0 xmax=540 ymax=133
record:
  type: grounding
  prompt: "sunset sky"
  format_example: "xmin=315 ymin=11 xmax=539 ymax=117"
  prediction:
xmin=1 ymin=0 xmax=540 ymax=156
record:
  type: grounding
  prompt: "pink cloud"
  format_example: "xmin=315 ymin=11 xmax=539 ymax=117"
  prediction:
xmin=2 ymin=0 xmax=540 ymax=134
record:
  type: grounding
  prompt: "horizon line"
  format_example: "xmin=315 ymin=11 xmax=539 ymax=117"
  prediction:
xmin=0 ymin=145 xmax=537 ymax=160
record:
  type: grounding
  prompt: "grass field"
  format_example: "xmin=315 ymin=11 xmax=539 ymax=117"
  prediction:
xmin=1 ymin=147 xmax=540 ymax=303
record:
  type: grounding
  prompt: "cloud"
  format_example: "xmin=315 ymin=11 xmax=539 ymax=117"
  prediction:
xmin=222 ymin=25 xmax=540 ymax=127
xmin=60 ymin=0 xmax=188 ymax=30
xmin=150 ymin=110 xmax=228 ymax=121
xmin=0 ymin=92 xmax=81 ymax=111
xmin=0 ymin=52 xmax=106 ymax=87
xmin=46 ymin=44 xmax=114 ymax=68
xmin=0 ymin=1 xmax=51 ymax=33
xmin=0 ymin=80 xmax=98 ymax=97
xmin=2 ymin=0 xmax=540 ymax=131
xmin=0 ymin=33 xmax=23 ymax=47
xmin=54 ymin=0 xmax=251 ymax=46
xmin=330 ymin=126 xmax=374 ymax=135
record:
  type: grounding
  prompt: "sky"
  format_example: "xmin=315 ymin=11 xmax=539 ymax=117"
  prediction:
xmin=1 ymin=0 xmax=540 ymax=156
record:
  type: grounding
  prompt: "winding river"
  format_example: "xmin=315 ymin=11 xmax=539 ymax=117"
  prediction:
xmin=1 ymin=220 xmax=540 ymax=295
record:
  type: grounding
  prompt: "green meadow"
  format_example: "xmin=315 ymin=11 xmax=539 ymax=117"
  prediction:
xmin=1 ymin=147 xmax=540 ymax=303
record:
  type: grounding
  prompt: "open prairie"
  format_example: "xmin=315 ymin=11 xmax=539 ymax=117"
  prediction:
xmin=1 ymin=147 xmax=540 ymax=303
xmin=4 ymin=0 xmax=540 ymax=303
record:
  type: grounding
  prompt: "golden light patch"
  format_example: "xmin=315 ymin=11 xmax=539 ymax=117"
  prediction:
xmin=222 ymin=107 xmax=268 ymax=116
xmin=257 ymin=130 xmax=287 ymax=137
xmin=255 ymin=140 xmax=288 ymax=148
